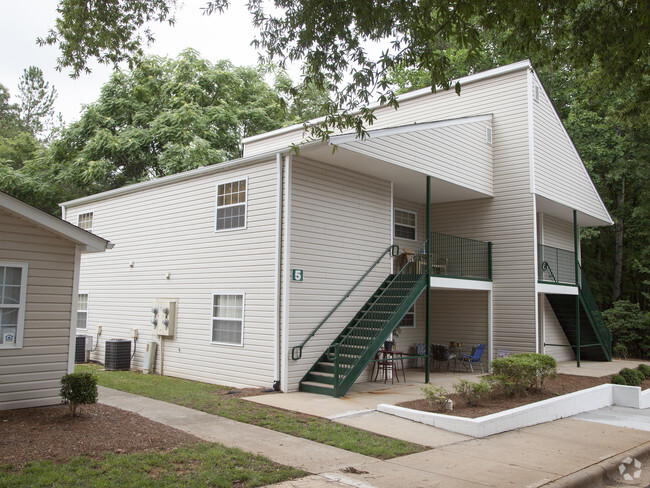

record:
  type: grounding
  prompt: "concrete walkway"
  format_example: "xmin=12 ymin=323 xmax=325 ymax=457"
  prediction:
xmin=98 ymin=386 xmax=650 ymax=488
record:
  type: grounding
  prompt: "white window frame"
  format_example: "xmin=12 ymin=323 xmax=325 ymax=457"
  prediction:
xmin=210 ymin=292 xmax=245 ymax=346
xmin=77 ymin=292 xmax=88 ymax=330
xmin=399 ymin=305 xmax=416 ymax=328
xmin=215 ymin=177 xmax=248 ymax=232
xmin=0 ymin=262 xmax=28 ymax=349
xmin=394 ymin=208 xmax=417 ymax=241
xmin=77 ymin=211 xmax=94 ymax=232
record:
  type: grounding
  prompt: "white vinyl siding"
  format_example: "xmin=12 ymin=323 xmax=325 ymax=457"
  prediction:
xmin=540 ymin=214 xmax=574 ymax=251
xmin=77 ymin=293 xmax=88 ymax=330
xmin=64 ymin=159 xmax=278 ymax=389
xmin=211 ymin=293 xmax=244 ymax=345
xmin=77 ymin=212 xmax=93 ymax=231
xmin=542 ymin=296 xmax=575 ymax=361
xmin=215 ymin=178 xmax=247 ymax=231
xmin=532 ymin=77 xmax=610 ymax=223
xmin=394 ymin=208 xmax=417 ymax=241
xmin=0 ymin=210 xmax=76 ymax=410
xmin=286 ymin=158 xmax=392 ymax=389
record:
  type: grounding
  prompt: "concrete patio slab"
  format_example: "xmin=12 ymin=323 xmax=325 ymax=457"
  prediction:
xmin=556 ymin=359 xmax=650 ymax=377
xmin=573 ymin=405 xmax=650 ymax=432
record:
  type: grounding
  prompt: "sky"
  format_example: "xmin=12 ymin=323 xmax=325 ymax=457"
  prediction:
xmin=0 ymin=0 xmax=268 ymax=124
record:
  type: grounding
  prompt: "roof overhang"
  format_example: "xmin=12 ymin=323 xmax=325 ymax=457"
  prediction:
xmin=535 ymin=194 xmax=612 ymax=227
xmin=1 ymin=192 xmax=111 ymax=253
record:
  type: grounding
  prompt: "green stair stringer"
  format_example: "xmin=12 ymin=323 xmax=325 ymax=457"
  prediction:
xmin=300 ymin=262 xmax=428 ymax=397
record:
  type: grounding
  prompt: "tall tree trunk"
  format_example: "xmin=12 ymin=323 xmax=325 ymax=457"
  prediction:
xmin=612 ymin=177 xmax=625 ymax=302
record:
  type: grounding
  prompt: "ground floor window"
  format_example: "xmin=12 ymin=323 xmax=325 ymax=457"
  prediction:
xmin=0 ymin=263 xmax=27 ymax=348
xmin=399 ymin=305 xmax=415 ymax=328
xmin=77 ymin=293 xmax=88 ymax=330
xmin=211 ymin=293 xmax=244 ymax=345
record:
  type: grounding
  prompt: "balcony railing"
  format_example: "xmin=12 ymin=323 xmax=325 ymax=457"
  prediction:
xmin=430 ymin=232 xmax=492 ymax=281
xmin=538 ymin=244 xmax=576 ymax=285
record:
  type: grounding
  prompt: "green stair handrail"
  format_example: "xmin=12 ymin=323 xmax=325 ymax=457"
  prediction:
xmin=541 ymin=261 xmax=557 ymax=282
xmin=327 ymin=240 xmax=428 ymax=393
xmin=291 ymin=244 xmax=400 ymax=360
xmin=578 ymin=266 xmax=612 ymax=359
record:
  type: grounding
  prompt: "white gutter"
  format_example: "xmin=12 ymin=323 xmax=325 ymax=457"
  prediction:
xmin=280 ymin=154 xmax=292 ymax=392
xmin=274 ymin=152 xmax=284 ymax=388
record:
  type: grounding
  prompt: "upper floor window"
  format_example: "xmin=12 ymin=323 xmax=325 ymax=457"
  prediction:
xmin=77 ymin=212 xmax=94 ymax=232
xmin=0 ymin=263 xmax=27 ymax=348
xmin=394 ymin=209 xmax=416 ymax=241
xmin=216 ymin=179 xmax=247 ymax=231
xmin=77 ymin=293 xmax=88 ymax=330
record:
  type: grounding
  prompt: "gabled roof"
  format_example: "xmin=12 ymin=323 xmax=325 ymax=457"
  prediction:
xmin=0 ymin=192 xmax=111 ymax=253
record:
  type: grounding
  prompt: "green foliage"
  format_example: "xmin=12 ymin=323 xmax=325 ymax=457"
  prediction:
xmin=490 ymin=353 xmax=558 ymax=396
xmin=76 ymin=364 xmax=425 ymax=459
xmin=59 ymin=372 xmax=98 ymax=416
xmin=613 ymin=344 xmax=629 ymax=359
xmin=453 ymin=379 xmax=492 ymax=406
xmin=637 ymin=364 xmax=650 ymax=379
xmin=611 ymin=374 xmax=627 ymax=385
xmin=0 ymin=443 xmax=305 ymax=487
xmin=602 ymin=301 xmax=650 ymax=359
xmin=421 ymin=384 xmax=449 ymax=412
xmin=17 ymin=66 xmax=60 ymax=140
xmin=619 ymin=368 xmax=645 ymax=387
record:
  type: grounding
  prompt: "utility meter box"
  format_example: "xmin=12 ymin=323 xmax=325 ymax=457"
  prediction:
xmin=151 ymin=299 xmax=177 ymax=337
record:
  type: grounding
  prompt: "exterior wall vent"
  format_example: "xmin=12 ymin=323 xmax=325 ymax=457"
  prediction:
xmin=485 ymin=126 xmax=493 ymax=145
xmin=533 ymin=84 xmax=540 ymax=102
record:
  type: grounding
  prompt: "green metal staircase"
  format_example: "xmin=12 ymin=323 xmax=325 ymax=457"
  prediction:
xmin=299 ymin=242 xmax=428 ymax=397
xmin=545 ymin=268 xmax=612 ymax=361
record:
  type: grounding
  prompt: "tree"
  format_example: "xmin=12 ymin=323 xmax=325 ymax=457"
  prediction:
xmin=0 ymin=84 xmax=24 ymax=138
xmin=17 ymin=66 xmax=59 ymax=139
xmin=42 ymin=0 xmax=649 ymax=140
xmin=45 ymin=49 xmax=289 ymax=196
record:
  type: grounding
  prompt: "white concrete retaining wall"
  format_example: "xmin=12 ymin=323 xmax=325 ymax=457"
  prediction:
xmin=378 ymin=384 xmax=648 ymax=438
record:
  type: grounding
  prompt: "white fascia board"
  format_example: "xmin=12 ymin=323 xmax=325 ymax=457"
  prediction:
xmin=329 ymin=114 xmax=493 ymax=146
xmin=430 ymin=277 xmax=493 ymax=291
xmin=537 ymin=283 xmax=579 ymax=296
xmin=0 ymin=192 xmax=110 ymax=253
xmin=242 ymin=60 xmax=531 ymax=145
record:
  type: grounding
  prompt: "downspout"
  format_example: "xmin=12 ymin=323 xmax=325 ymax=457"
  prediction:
xmin=273 ymin=153 xmax=283 ymax=390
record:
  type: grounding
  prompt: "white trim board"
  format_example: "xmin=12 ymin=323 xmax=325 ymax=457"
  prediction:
xmin=430 ymin=277 xmax=493 ymax=291
xmin=537 ymin=283 xmax=578 ymax=295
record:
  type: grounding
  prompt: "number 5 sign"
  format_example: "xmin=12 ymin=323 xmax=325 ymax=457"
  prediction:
xmin=291 ymin=269 xmax=304 ymax=282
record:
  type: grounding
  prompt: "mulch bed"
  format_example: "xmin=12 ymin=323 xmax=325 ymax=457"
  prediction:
xmin=398 ymin=374 xmax=650 ymax=418
xmin=0 ymin=403 xmax=204 ymax=468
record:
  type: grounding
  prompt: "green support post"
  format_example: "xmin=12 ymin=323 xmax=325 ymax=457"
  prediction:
xmin=425 ymin=176 xmax=431 ymax=384
xmin=574 ymin=210 xmax=581 ymax=367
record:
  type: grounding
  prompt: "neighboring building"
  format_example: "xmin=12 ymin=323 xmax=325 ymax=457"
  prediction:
xmin=61 ymin=61 xmax=612 ymax=397
xmin=0 ymin=192 xmax=110 ymax=410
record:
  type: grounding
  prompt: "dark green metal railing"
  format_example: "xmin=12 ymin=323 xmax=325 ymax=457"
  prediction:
xmin=327 ymin=240 xmax=428 ymax=396
xmin=538 ymin=244 xmax=576 ymax=285
xmin=430 ymin=232 xmax=492 ymax=280
xmin=579 ymin=267 xmax=612 ymax=360
xmin=291 ymin=244 xmax=400 ymax=361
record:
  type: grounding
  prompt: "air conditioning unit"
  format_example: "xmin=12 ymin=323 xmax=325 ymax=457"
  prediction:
xmin=75 ymin=335 xmax=93 ymax=363
xmin=105 ymin=339 xmax=132 ymax=371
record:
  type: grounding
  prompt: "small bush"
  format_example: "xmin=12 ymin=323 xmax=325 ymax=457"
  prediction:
xmin=60 ymin=372 xmax=98 ymax=416
xmin=619 ymin=368 xmax=644 ymax=387
xmin=421 ymin=385 xmax=449 ymax=412
xmin=490 ymin=353 xmax=558 ymax=396
xmin=611 ymin=374 xmax=627 ymax=385
xmin=613 ymin=344 xmax=628 ymax=359
xmin=602 ymin=300 xmax=650 ymax=359
xmin=637 ymin=364 xmax=650 ymax=379
xmin=453 ymin=379 xmax=492 ymax=406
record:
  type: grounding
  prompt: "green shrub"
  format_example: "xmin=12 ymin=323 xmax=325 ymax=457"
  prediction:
xmin=453 ymin=379 xmax=492 ymax=406
xmin=613 ymin=344 xmax=628 ymax=359
xmin=611 ymin=374 xmax=627 ymax=385
xmin=490 ymin=353 xmax=558 ymax=396
xmin=637 ymin=364 xmax=650 ymax=379
xmin=60 ymin=372 xmax=98 ymax=416
xmin=421 ymin=385 xmax=449 ymax=412
xmin=602 ymin=300 xmax=650 ymax=359
xmin=619 ymin=368 xmax=644 ymax=387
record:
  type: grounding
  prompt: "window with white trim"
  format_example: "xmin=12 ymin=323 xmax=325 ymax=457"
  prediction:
xmin=77 ymin=293 xmax=88 ymax=330
xmin=77 ymin=212 xmax=94 ymax=231
xmin=211 ymin=293 xmax=244 ymax=345
xmin=399 ymin=305 xmax=415 ymax=328
xmin=0 ymin=263 xmax=27 ymax=348
xmin=216 ymin=179 xmax=247 ymax=231
xmin=394 ymin=209 xmax=416 ymax=240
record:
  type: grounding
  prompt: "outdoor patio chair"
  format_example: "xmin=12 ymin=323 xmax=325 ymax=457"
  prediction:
xmin=414 ymin=343 xmax=427 ymax=369
xmin=458 ymin=343 xmax=486 ymax=373
xmin=430 ymin=344 xmax=457 ymax=371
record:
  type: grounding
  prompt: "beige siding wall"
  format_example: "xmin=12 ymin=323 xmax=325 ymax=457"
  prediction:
xmin=540 ymin=214 xmax=574 ymax=250
xmin=66 ymin=160 xmax=279 ymax=389
xmin=0 ymin=210 xmax=76 ymax=410
xmin=286 ymin=158 xmax=392 ymax=390
xmin=532 ymin=79 xmax=610 ymax=222
xmin=541 ymin=296 xmax=575 ymax=362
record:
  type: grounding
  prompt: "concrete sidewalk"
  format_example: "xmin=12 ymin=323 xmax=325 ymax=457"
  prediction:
xmin=99 ymin=386 xmax=650 ymax=488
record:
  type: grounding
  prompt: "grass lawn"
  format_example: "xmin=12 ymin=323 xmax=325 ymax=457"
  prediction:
xmin=77 ymin=364 xmax=426 ymax=459
xmin=0 ymin=443 xmax=305 ymax=487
